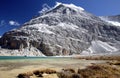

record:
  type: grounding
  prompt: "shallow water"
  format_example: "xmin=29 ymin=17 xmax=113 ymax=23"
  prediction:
xmin=0 ymin=56 xmax=106 ymax=78
xmin=0 ymin=56 xmax=106 ymax=69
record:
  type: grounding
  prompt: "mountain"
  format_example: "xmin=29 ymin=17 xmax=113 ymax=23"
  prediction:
xmin=100 ymin=15 xmax=120 ymax=26
xmin=0 ymin=2 xmax=120 ymax=56
xmin=100 ymin=15 xmax=120 ymax=22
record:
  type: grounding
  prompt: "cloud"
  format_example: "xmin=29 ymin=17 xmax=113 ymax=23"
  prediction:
xmin=9 ymin=20 xmax=20 ymax=26
xmin=0 ymin=20 xmax=6 ymax=27
xmin=39 ymin=3 xmax=51 ymax=14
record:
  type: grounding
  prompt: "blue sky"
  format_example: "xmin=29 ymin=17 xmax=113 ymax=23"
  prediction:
xmin=0 ymin=0 xmax=120 ymax=36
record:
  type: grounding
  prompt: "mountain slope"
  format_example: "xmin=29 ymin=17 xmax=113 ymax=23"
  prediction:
xmin=0 ymin=2 xmax=120 ymax=56
xmin=100 ymin=15 xmax=120 ymax=22
xmin=100 ymin=15 xmax=120 ymax=26
xmin=82 ymin=40 xmax=118 ymax=55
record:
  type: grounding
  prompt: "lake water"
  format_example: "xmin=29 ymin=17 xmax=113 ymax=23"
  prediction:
xmin=0 ymin=56 xmax=49 ymax=60
xmin=0 ymin=56 xmax=72 ymax=60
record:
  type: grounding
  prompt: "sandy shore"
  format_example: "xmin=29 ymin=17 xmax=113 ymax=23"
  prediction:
xmin=0 ymin=58 xmax=106 ymax=78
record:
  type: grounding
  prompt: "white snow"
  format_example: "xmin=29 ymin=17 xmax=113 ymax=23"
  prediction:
xmin=28 ymin=24 xmax=55 ymax=34
xmin=24 ymin=23 xmax=81 ymax=35
xmin=81 ymin=40 xmax=118 ymax=55
xmin=106 ymin=21 xmax=120 ymax=26
xmin=57 ymin=23 xmax=79 ymax=30
xmin=100 ymin=17 xmax=120 ymax=26
xmin=54 ymin=2 xmax=84 ymax=11
xmin=38 ymin=2 xmax=84 ymax=16
xmin=57 ymin=23 xmax=88 ymax=33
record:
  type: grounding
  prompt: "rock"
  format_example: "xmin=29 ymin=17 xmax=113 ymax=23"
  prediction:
xmin=17 ymin=73 xmax=30 ymax=78
xmin=62 ymin=68 xmax=75 ymax=73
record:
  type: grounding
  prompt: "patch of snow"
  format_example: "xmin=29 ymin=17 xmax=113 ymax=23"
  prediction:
xmin=81 ymin=40 xmax=118 ymax=55
xmin=38 ymin=2 xmax=84 ymax=17
xmin=57 ymin=23 xmax=79 ymax=30
xmin=54 ymin=2 xmax=84 ymax=11
xmin=38 ymin=2 xmax=85 ymax=18
xmin=28 ymin=24 xmax=55 ymax=34
xmin=100 ymin=17 xmax=120 ymax=26
xmin=106 ymin=21 xmax=120 ymax=26
xmin=25 ymin=23 xmax=82 ymax=35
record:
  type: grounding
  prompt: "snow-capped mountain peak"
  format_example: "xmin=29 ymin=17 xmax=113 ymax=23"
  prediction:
xmin=54 ymin=2 xmax=84 ymax=11
xmin=24 ymin=2 xmax=98 ymax=26
xmin=39 ymin=2 xmax=85 ymax=16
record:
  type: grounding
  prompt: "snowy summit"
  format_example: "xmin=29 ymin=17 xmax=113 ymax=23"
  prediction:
xmin=54 ymin=2 xmax=84 ymax=11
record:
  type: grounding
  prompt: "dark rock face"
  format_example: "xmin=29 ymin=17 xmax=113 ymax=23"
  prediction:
xmin=0 ymin=3 xmax=120 ymax=56
xmin=0 ymin=31 xmax=29 ymax=49
xmin=39 ymin=42 xmax=54 ymax=56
